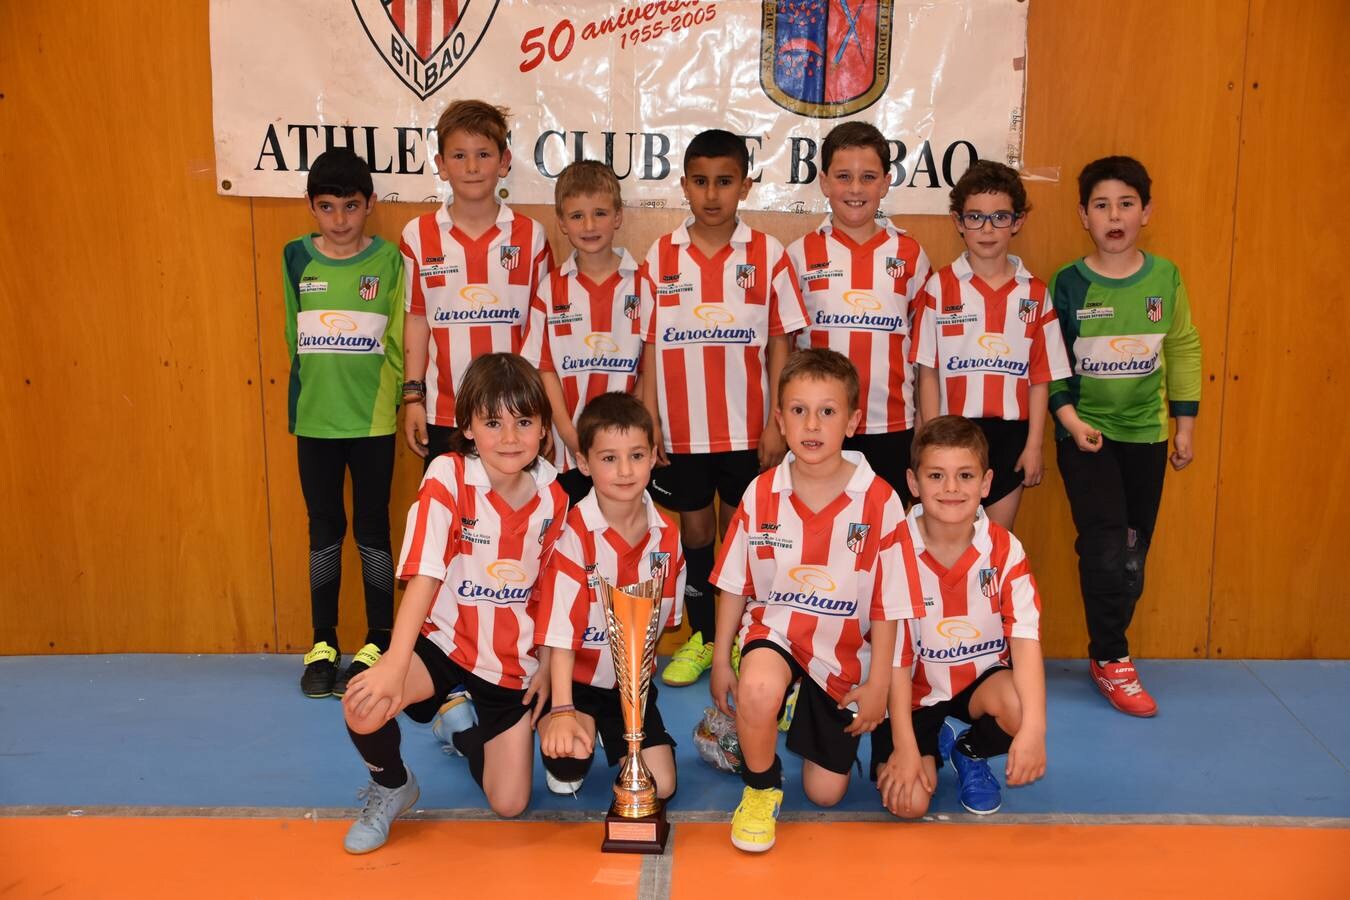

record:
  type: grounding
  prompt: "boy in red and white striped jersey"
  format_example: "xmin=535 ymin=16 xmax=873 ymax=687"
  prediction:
xmin=340 ymin=354 xmax=568 ymax=854
xmin=910 ymin=161 xmax=1071 ymax=530
xmin=875 ymin=416 xmax=1046 ymax=819
xmin=709 ymin=349 xmax=924 ymax=853
xmin=535 ymin=393 xmax=686 ymax=797
xmin=400 ymin=101 xmax=553 ymax=466
xmin=521 ymin=161 xmax=644 ymax=506
xmin=640 ymin=129 xmax=809 ymax=689
xmin=788 ymin=122 xmax=931 ymax=497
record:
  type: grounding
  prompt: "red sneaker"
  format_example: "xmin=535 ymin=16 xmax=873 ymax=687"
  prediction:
xmin=1090 ymin=659 xmax=1158 ymax=717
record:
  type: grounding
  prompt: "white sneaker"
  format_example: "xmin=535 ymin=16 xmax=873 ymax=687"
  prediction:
xmin=430 ymin=689 xmax=477 ymax=754
xmin=544 ymin=769 xmax=584 ymax=795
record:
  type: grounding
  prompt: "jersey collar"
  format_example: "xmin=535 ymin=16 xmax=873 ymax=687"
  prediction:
xmin=576 ymin=487 xmax=665 ymax=537
xmin=672 ymin=217 xmax=753 ymax=247
xmin=558 ymin=248 xmax=639 ymax=278
xmin=462 ymin=453 xmax=558 ymax=489
xmin=769 ymin=450 xmax=876 ymax=495
xmin=951 ymin=252 xmax=1033 ymax=285
xmin=435 ymin=201 xmax=516 ymax=231
xmin=817 ymin=215 xmax=902 ymax=239
xmin=904 ymin=503 xmax=992 ymax=556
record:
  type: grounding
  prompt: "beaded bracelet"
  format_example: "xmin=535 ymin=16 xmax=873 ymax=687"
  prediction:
xmin=549 ymin=704 xmax=576 ymax=718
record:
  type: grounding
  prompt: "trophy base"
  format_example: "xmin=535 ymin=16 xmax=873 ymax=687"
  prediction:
xmin=601 ymin=802 xmax=669 ymax=854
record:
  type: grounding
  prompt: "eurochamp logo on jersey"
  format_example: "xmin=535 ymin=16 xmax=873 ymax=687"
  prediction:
xmin=916 ymin=617 xmax=1005 ymax=664
xmin=761 ymin=0 xmax=894 ymax=119
xmin=459 ymin=559 xmax=531 ymax=604
xmin=432 ymin=285 xmax=521 ymax=325
xmin=560 ymin=333 xmax=640 ymax=374
xmin=765 ymin=565 xmax=857 ymax=616
xmin=296 ymin=309 xmax=387 ymax=354
xmin=663 ymin=304 xmax=757 ymax=345
xmin=814 ymin=290 xmax=904 ymax=332
xmin=352 ymin=0 xmax=502 ymax=101
xmin=945 ymin=333 xmax=1029 ymax=377
xmin=1075 ymin=334 xmax=1162 ymax=378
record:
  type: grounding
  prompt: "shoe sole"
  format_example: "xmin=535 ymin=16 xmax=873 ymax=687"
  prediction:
xmin=303 ymin=689 xmax=334 ymax=699
xmin=960 ymin=800 xmax=1002 ymax=816
xmin=731 ymin=835 xmax=774 ymax=853
xmin=343 ymin=784 xmax=421 ymax=855
xmin=661 ymin=671 xmax=707 ymax=687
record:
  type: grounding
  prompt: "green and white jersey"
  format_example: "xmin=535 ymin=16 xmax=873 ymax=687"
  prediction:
xmin=282 ymin=235 xmax=406 ymax=438
xmin=1048 ymin=253 xmax=1201 ymax=444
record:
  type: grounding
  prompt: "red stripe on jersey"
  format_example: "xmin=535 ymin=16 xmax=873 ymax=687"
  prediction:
xmin=845 ymin=231 xmax=880 ymax=290
xmin=507 ymin=216 xmax=533 ymax=287
xmin=911 ymin=645 xmax=934 ymax=706
xmin=989 ymin=526 xmax=1011 ymax=614
xmin=419 ymin=215 xmax=447 ymax=290
xmin=662 ymin=347 xmax=690 ymax=447
xmin=786 ymin=611 xmax=819 ymax=674
xmin=400 ymin=237 xmax=427 ymax=316
xmin=983 ymin=373 xmax=1005 ymax=419
xmin=454 ymin=604 xmax=481 ymax=675
xmin=431 ymin=326 xmax=455 ymax=422
xmin=803 ymin=231 xmax=830 ymax=292
xmin=691 ymin=243 xmax=731 ymax=302
xmin=742 ymin=345 xmax=764 ymax=450
xmin=704 ymin=347 xmax=730 ymax=449
xmin=947 ymin=660 xmax=978 ymax=701
xmin=884 ymin=328 xmax=907 ymax=429
xmin=493 ymin=607 xmax=524 ymax=681
xmin=469 ymin=325 xmax=494 ymax=366
xmin=849 ymin=330 xmax=874 ymax=425
xmin=744 ymin=232 xmax=768 ymax=306
xmin=452 ymin=225 xmax=500 ymax=283
xmin=946 ymin=371 xmax=967 ymax=415
xmin=398 ymin=478 xmax=458 ymax=577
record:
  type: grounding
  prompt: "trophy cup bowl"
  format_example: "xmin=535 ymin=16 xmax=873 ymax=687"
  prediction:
xmin=596 ymin=571 xmax=669 ymax=854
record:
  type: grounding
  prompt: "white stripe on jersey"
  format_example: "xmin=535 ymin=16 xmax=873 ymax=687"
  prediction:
xmin=521 ymin=250 xmax=643 ymax=471
xmin=535 ymin=490 xmax=685 ymax=690
xmin=397 ymin=453 xmax=569 ymax=689
xmin=711 ymin=452 xmax=922 ymax=703
xmin=400 ymin=203 xmax=553 ymax=426
xmin=910 ymin=253 xmax=1071 ymax=421
xmin=789 ymin=216 xmax=931 ymax=433
xmin=891 ymin=505 xmax=1041 ymax=707
xmin=640 ymin=218 xmax=808 ymax=453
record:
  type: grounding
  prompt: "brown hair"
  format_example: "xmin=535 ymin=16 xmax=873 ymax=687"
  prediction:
xmin=435 ymin=99 xmax=510 ymax=156
xmin=555 ymin=160 xmax=622 ymax=212
xmin=777 ymin=348 xmax=861 ymax=413
xmin=575 ymin=392 xmax=655 ymax=456
xmin=949 ymin=160 xmax=1029 ymax=216
xmin=910 ymin=415 xmax=989 ymax=472
xmin=821 ymin=121 xmax=891 ymax=174
xmin=448 ymin=353 xmax=551 ymax=458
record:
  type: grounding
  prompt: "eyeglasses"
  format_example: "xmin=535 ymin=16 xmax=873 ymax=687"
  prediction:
xmin=959 ymin=210 xmax=1019 ymax=229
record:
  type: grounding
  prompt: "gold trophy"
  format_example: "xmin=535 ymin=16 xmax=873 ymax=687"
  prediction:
xmin=597 ymin=571 xmax=669 ymax=853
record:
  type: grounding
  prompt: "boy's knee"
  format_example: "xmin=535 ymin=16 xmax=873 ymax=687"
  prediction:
xmin=896 ymin=792 xmax=931 ymax=820
xmin=343 ymin=706 xmax=385 ymax=735
xmin=736 ymin=678 xmax=784 ymax=722
xmin=656 ymin=775 xmax=677 ymax=800
xmin=804 ymin=782 xmax=847 ymax=808
xmin=487 ymin=787 xmax=530 ymax=819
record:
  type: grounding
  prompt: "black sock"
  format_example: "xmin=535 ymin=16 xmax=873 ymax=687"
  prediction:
xmin=957 ymin=715 xmax=1014 ymax=760
xmin=542 ymin=752 xmax=594 ymax=784
xmin=684 ymin=542 xmax=716 ymax=640
xmin=452 ymin=724 xmax=487 ymax=787
xmin=313 ymin=628 xmax=339 ymax=650
xmin=364 ymin=628 xmax=392 ymax=652
xmin=348 ymin=720 xmax=406 ymax=789
xmin=741 ymin=753 xmax=783 ymax=790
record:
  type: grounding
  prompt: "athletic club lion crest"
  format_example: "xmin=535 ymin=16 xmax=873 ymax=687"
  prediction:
xmin=352 ymin=0 xmax=502 ymax=101
xmin=846 ymin=522 xmax=870 ymax=553
xmin=761 ymin=1 xmax=894 ymax=118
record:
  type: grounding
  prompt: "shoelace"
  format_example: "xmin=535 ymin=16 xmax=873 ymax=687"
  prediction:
xmin=1118 ymin=679 xmax=1145 ymax=696
xmin=740 ymin=790 xmax=779 ymax=819
xmin=354 ymin=783 xmax=397 ymax=824
xmin=673 ymin=640 xmax=706 ymax=662
xmin=963 ymin=761 xmax=1000 ymax=792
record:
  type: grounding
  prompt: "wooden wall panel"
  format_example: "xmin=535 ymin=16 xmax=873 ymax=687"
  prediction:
xmin=1210 ymin=0 xmax=1350 ymax=658
xmin=0 ymin=2 xmax=275 ymax=651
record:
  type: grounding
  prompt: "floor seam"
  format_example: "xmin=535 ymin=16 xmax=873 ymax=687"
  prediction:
xmin=1241 ymin=659 xmax=1349 ymax=775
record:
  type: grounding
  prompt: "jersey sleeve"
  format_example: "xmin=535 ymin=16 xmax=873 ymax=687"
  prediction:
xmin=384 ymin=249 xmax=408 ymax=387
xmin=397 ymin=461 xmax=459 ymax=581
xmin=908 ymin=244 xmax=933 ymax=308
xmin=1164 ymin=269 xmax=1202 ymax=417
xmin=909 ymin=273 xmax=939 ymax=367
xmin=709 ymin=501 xmax=754 ymax=597
xmin=999 ymin=536 xmax=1042 ymax=641
xmin=871 ymin=499 xmax=925 ymax=622
xmin=638 ymin=255 xmax=659 ymax=345
xmin=280 ymin=244 xmax=303 ymax=360
xmin=1028 ymin=281 xmax=1073 ymax=385
xmin=399 ymin=219 xmax=425 ymax=317
xmin=520 ymin=278 xmax=551 ymax=370
xmin=1046 ymin=267 xmax=1076 ymax=411
xmin=534 ymin=527 xmax=591 ymax=650
xmin=768 ymin=242 xmax=808 ymax=336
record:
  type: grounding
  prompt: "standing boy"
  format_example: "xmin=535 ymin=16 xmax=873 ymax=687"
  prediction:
xmin=1049 ymin=156 xmax=1201 ymax=717
xmin=710 ymin=349 xmax=923 ymax=852
xmin=640 ymin=129 xmax=808 ymax=687
xmin=521 ymin=161 xmax=644 ymax=506
xmin=787 ymin=121 xmax=931 ymax=496
xmin=284 ymin=148 xmax=405 ymax=697
xmin=400 ymin=100 xmax=553 ymax=463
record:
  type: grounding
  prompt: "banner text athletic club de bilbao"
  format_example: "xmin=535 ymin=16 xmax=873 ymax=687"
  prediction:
xmin=210 ymin=1 xmax=1028 ymax=215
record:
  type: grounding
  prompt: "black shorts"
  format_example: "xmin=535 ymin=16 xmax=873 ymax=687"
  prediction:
xmin=571 ymin=681 xmax=677 ymax=767
xmin=972 ymin=417 xmax=1031 ymax=505
xmin=742 ymin=639 xmax=861 ymax=776
xmin=870 ymin=663 xmax=1009 ymax=775
xmin=425 ymin=424 xmax=456 ymax=470
xmin=556 ymin=468 xmax=593 ymax=507
xmin=402 ymin=635 xmax=543 ymax=742
xmin=648 ymin=449 xmax=760 ymax=512
xmin=843 ymin=429 xmax=915 ymax=504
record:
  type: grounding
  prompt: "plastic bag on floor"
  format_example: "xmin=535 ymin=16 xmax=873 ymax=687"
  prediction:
xmin=692 ymin=706 xmax=743 ymax=774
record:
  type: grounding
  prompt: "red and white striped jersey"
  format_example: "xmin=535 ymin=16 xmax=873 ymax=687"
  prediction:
xmin=397 ymin=452 xmax=569 ymax=689
xmin=711 ymin=452 xmax=923 ymax=703
xmin=910 ymin=253 xmax=1071 ymax=421
xmin=788 ymin=217 xmax=931 ymax=433
xmin=521 ymin=250 xmax=644 ymax=471
xmin=400 ymin=203 xmax=554 ymax=426
xmin=534 ymin=490 xmax=686 ymax=690
xmin=891 ymin=505 xmax=1041 ymax=707
xmin=639 ymin=219 xmax=808 ymax=453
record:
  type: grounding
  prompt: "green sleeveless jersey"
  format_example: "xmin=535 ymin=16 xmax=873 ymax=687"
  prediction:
xmin=1048 ymin=253 xmax=1201 ymax=443
xmin=282 ymin=235 xmax=405 ymax=438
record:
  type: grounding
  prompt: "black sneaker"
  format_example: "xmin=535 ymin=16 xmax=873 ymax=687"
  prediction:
xmin=334 ymin=643 xmax=382 ymax=697
xmin=300 ymin=641 xmax=340 ymax=698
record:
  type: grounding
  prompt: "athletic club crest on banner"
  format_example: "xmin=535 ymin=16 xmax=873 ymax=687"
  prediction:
xmin=885 ymin=256 xmax=905 ymax=279
xmin=736 ymin=264 xmax=757 ymax=289
xmin=1017 ymin=297 xmax=1037 ymax=324
xmin=846 ymin=522 xmax=870 ymax=553
xmin=351 ymin=0 xmax=502 ymax=101
xmin=623 ymin=294 xmax=641 ymax=320
xmin=359 ymin=275 xmax=380 ymax=301
xmin=978 ymin=566 xmax=998 ymax=599
xmin=648 ymin=551 xmax=671 ymax=580
xmin=1146 ymin=296 xmax=1163 ymax=323
xmin=761 ymin=0 xmax=894 ymax=118
xmin=500 ymin=244 xmax=521 ymax=270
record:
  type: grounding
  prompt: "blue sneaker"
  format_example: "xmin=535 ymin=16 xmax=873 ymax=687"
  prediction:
xmin=430 ymin=689 xmax=477 ymax=755
xmin=344 ymin=768 xmax=420 ymax=854
xmin=949 ymin=731 xmax=1002 ymax=815
xmin=937 ymin=718 xmax=958 ymax=764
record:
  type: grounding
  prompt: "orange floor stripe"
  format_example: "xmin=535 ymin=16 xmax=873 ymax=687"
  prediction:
xmin=670 ymin=822 xmax=1350 ymax=898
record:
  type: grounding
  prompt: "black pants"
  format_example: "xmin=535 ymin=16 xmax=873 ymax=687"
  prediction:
xmin=1056 ymin=436 xmax=1168 ymax=661
xmin=296 ymin=435 xmax=396 ymax=642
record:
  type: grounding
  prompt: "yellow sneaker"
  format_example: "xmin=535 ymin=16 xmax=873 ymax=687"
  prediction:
xmin=661 ymin=631 xmax=714 ymax=686
xmin=778 ymin=681 xmax=799 ymax=733
xmin=730 ymin=638 xmax=741 ymax=677
xmin=730 ymin=785 xmax=783 ymax=853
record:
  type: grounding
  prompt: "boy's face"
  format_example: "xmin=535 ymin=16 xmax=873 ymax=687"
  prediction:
xmin=906 ymin=446 xmax=992 ymax=527
xmin=434 ymin=129 xmax=510 ymax=203
xmin=557 ymin=192 xmax=623 ymax=258
xmin=680 ymin=156 xmax=752 ymax=232
xmin=576 ymin=426 xmax=655 ymax=504
xmin=953 ymin=190 xmax=1023 ymax=264
xmin=309 ymin=193 xmax=373 ymax=251
xmin=1078 ymin=178 xmax=1151 ymax=255
xmin=774 ymin=375 xmax=861 ymax=466
xmin=463 ymin=406 xmax=545 ymax=479
xmin=820 ymin=146 xmax=889 ymax=232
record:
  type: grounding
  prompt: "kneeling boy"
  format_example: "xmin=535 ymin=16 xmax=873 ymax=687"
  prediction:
xmin=535 ymin=393 xmax=686 ymax=797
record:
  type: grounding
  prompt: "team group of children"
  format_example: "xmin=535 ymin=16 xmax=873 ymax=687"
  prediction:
xmin=280 ymin=100 xmax=1201 ymax=855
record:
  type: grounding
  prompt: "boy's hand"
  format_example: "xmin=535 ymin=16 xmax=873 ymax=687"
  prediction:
xmin=404 ymin=404 xmax=429 ymax=458
xmin=652 ymin=423 xmax=670 ymax=467
xmin=1015 ymin=442 xmax=1044 ymax=487
xmin=841 ymin=679 xmax=888 ymax=735
xmin=1006 ymin=728 xmax=1046 ymax=786
xmin=1170 ymin=429 xmax=1194 ymax=471
xmin=343 ymin=657 xmax=407 ymax=725
xmin=758 ymin=421 xmax=787 ymax=471
xmin=710 ymin=660 xmax=738 ymax=717
xmin=523 ymin=666 xmax=551 ymax=729
xmin=540 ymin=713 xmax=593 ymax=759
xmin=1067 ymin=418 xmax=1102 ymax=453
xmin=876 ymin=748 xmax=932 ymax=817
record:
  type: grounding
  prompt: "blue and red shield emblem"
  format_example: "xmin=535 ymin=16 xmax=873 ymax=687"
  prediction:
xmin=762 ymin=1 xmax=894 ymax=118
xmin=359 ymin=275 xmax=381 ymax=301
xmin=1146 ymin=296 xmax=1163 ymax=323
xmin=500 ymin=244 xmax=521 ymax=271
xmin=352 ymin=0 xmax=501 ymax=101
xmin=846 ymin=522 xmax=869 ymax=554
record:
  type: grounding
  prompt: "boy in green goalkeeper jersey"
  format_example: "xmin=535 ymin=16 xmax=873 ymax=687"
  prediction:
xmin=283 ymin=149 xmax=407 ymax=699
xmin=1049 ymin=156 xmax=1201 ymax=718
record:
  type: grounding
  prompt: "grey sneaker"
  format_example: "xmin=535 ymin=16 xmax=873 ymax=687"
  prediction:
xmin=343 ymin=768 xmax=420 ymax=854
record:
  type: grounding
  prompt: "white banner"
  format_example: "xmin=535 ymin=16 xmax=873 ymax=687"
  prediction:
xmin=210 ymin=1 xmax=1027 ymax=214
